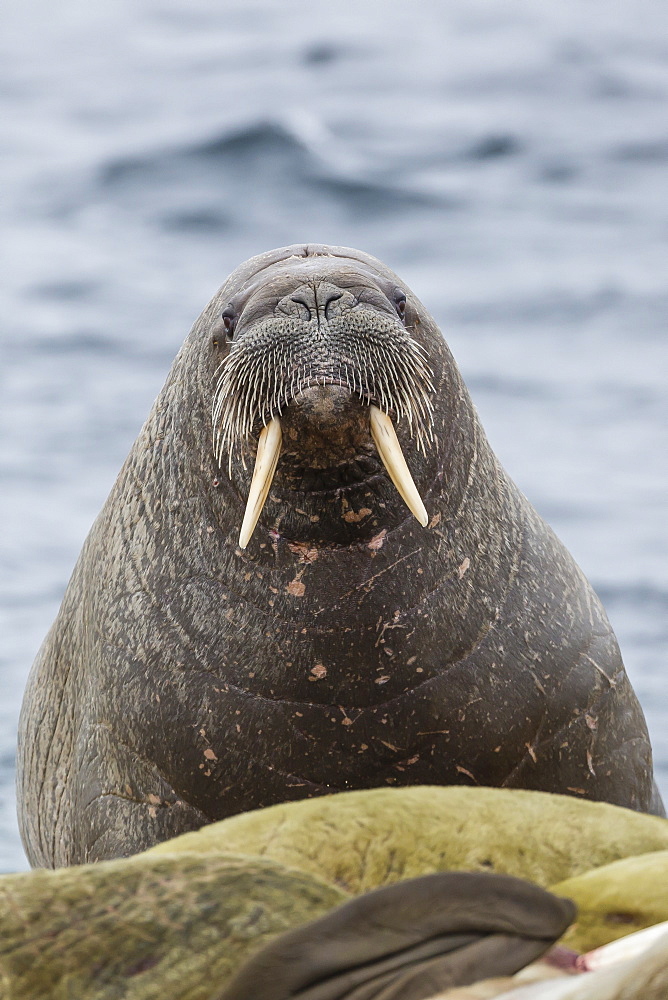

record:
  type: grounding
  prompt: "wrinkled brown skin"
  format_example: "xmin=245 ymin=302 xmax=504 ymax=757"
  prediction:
xmin=17 ymin=244 xmax=664 ymax=868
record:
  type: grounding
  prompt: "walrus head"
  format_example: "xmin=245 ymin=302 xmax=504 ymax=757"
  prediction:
xmin=207 ymin=245 xmax=451 ymax=549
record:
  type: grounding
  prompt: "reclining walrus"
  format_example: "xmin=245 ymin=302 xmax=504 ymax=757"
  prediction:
xmin=17 ymin=243 xmax=663 ymax=867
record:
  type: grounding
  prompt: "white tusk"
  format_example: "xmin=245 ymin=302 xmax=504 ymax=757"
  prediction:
xmin=369 ymin=405 xmax=428 ymax=527
xmin=238 ymin=418 xmax=282 ymax=549
xmin=578 ymin=920 xmax=668 ymax=972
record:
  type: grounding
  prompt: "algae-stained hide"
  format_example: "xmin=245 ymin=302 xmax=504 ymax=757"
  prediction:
xmin=17 ymin=244 xmax=664 ymax=866
xmin=3 ymin=787 xmax=668 ymax=1000
xmin=0 ymin=856 xmax=573 ymax=1000
xmin=0 ymin=853 xmax=346 ymax=1000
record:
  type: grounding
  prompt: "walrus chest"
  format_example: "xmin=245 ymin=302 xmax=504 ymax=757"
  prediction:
xmin=96 ymin=558 xmax=549 ymax=820
xmin=103 ymin=632 xmax=545 ymax=820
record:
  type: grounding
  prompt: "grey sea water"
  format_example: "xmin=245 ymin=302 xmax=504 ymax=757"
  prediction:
xmin=1 ymin=0 xmax=666 ymax=870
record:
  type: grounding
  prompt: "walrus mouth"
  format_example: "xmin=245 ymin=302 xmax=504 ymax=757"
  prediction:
xmin=238 ymin=407 xmax=429 ymax=548
xmin=211 ymin=299 xmax=434 ymax=548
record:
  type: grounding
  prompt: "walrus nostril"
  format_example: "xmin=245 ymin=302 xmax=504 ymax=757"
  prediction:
xmin=290 ymin=296 xmax=312 ymax=321
xmin=323 ymin=291 xmax=343 ymax=320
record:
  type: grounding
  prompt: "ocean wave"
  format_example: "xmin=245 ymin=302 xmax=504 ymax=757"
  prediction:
xmin=97 ymin=117 xmax=443 ymax=220
xmin=462 ymin=133 xmax=522 ymax=161
xmin=611 ymin=139 xmax=668 ymax=163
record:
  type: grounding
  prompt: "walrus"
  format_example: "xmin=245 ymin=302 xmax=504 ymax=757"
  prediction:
xmin=17 ymin=243 xmax=663 ymax=867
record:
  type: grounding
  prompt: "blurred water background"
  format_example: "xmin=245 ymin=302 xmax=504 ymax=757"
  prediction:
xmin=1 ymin=0 xmax=666 ymax=870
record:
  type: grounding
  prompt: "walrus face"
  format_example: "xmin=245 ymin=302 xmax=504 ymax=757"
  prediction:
xmin=210 ymin=255 xmax=436 ymax=548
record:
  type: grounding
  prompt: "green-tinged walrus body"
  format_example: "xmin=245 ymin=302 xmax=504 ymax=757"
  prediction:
xmin=17 ymin=244 xmax=663 ymax=867
xmin=552 ymin=851 xmax=668 ymax=951
xmin=146 ymin=786 xmax=668 ymax=900
xmin=0 ymin=852 xmax=345 ymax=1000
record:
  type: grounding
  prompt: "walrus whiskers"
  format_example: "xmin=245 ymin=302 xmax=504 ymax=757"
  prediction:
xmin=212 ymin=314 xmax=434 ymax=460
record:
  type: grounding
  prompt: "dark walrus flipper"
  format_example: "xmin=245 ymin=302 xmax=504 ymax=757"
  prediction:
xmin=219 ymin=871 xmax=576 ymax=1000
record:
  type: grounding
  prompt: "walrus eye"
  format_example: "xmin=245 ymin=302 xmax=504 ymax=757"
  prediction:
xmin=221 ymin=309 xmax=237 ymax=340
xmin=394 ymin=293 xmax=407 ymax=321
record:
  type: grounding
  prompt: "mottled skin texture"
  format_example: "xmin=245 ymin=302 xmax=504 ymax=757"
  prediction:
xmin=0 ymin=853 xmax=346 ymax=1000
xmin=17 ymin=244 xmax=663 ymax=867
